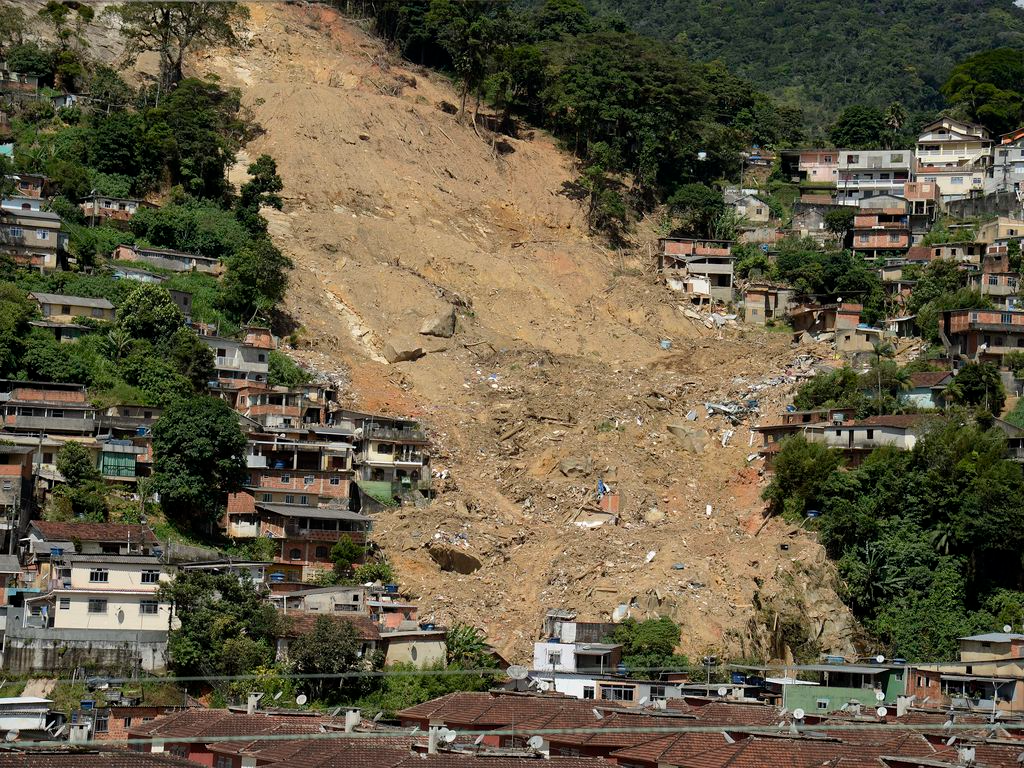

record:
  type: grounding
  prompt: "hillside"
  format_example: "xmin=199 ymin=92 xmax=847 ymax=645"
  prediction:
xmin=192 ymin=3 xmax=860 ymax=663
xmin=589 ymin=0 xmax=1024 ymax=127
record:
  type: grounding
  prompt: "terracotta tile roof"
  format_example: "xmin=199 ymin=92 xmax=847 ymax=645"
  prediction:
xmin=127 ymin=709 xmax=327 ymax=740
xmin=689 ymin=700 xmax=786 ymax=726
xmin=393 ymin=758 xmax=613 ymax=768
xmin=31 ymin=521 xmax=158 ymax=546
xmin=908 ymin=371 xmax=953 ymax=389
xmin=397 ymin=692 xmax=621 ymax=730
xmin=227 ymin=491 xmax=256 ymax=514
xmin=281 ymin=611 xmax=382 ymax=641
xmin=0 ymin=751 xmax=201 ymax=768
xmin=549 ymin=711 xmax=695 ymax=750
xmin=853 ymin=414 xmax=930 ymax=429
xmin=609 ymin=731 xmax=744 ymax=764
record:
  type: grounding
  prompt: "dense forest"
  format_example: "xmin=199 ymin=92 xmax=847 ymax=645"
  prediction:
xmin=580 ymin=0 xmax=1024 ymax=129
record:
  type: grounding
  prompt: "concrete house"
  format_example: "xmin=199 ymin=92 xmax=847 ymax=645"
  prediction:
xmin=781 ymin=149 xmax=838 ymax=185
xmin=0 ymin=206 xmax=66 ymax=270
xmin=903 ymin=181 xmax=940 ymax=244
xmin=977 ymin=216 xmax=1024 ymax=244
xmin=658 ymin=237 xmax=735 ymax=303
xmin=112 ymin=243 xmax=218 ymax=274
xmin=940 ymin=308 xmax=1024 ymax=364
xmin=851 ymin=206 xmax=910 ymax=258
xmin=341 ymin=409 xmax=432 ymax=509
xmin=905 ymin=371 xmax=953 ymax=409
xmin=742 ymin=284 xmax=793 ymax=326
xmin=7 ymin=173 xmax=47 ymax=198
xmin=243 ymin=429 xmax=355 ymax=507
xmin=724 ymin=189 xmax=771 ymax=224
xmin=29 ymin=292 xmax=115 ymax=323
xmin=907 ymin=632 xmax=1024 ymax=712
xmin=836 ymin=150 xmax=911 ymax=206
xmin=203 ymin=336 xmax=270 ymax=389
xmin=990 ymin=125 xmax=1024 ymax=193
xmin=915 ymin=117 xmax=992 ymax=201
xmin=80 ymin=196 xmax=154 ymax=225
xmin=803 ymin=415 xmax=929 ymax=465
xmin=0 ymin=380 xmax=96 ymax=435
xmin=768 ymin=662 xmax=907 ymax=713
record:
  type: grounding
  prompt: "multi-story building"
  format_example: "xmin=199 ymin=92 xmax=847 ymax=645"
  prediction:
xmin=907 ymin=632 xmax=1024 ymax=712
xmin=803 ymin=415 xmax=930 ymax=466
xmin=658 ymin=237 xmax=735 ymax=303
xmin=990 ymin=126 xmax=1024 ymax=193
xmin=0 ymin=206 xmax=66 ymax=270
xmin=915 ymin=117 xmax=992 ymax=201
xmin=850 ymin=206 xmax=910 ymax=259
xmin=236 ymin=384 xmax=336 ymax=430
xmin=903 ymin=180 xmax=940 ymax=244
xmin=80 ymin=196 xmax=154 ymax=226
xmin=341 ymin=410 xmax=432 ymax=510
xmin=835 ymin=149 xmax=911 ymax=206
xmin=977 ymin=216 xmax=1024 ymax=244
xmin=742 ymin=284 xmax=794 ymax=326
xmin=940 ymin=308 xmax=1024 ymax=364
xmin=781 ymin=149 xmax=838 ymax=185
xmin=0 ymin=380 xmax=96 ymax=435
xmin=203 ymin=335 xmax=271 ymax=392
xmin=244 ymin=429 xmax=355 ymax=506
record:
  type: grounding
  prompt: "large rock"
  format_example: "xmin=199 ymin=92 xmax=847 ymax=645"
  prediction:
xmin=559 ymin=457 xmax=592 ymax=477
xmin=427 ymin=543 xmax=482 ymax=574
xmin=419 ymin=307 xmax=457 ymax=338
xmin=383 ymin=337 xmax=426 ymax=363
xmin=666 ymin=424 xmax=709 ymax=453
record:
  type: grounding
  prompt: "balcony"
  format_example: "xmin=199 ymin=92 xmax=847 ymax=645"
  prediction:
xmin=367 ymin=426 xmax=428 ymax=443
xmin=6 ymin=415 xmax=95 ymax=433
xmin=228 ymin=522 xmax=260 ymax=538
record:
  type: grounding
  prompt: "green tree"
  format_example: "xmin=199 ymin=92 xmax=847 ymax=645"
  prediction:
xmin=235 ymin=155 xmax=284 ymax=235
xmin=116 ymin=283 xmax=185 ymax=344
xmin=610 ymin=616 xmax=687 ymax=670
xmin=870 ymin=341 xmax=896 ymax=415
xmin=0 ymin=7 xmax=26 ymax=57
xmin=763 ymin=435 xmax=843 ymax=518
xmin=353 ymin=561 xmax=395 ymax=584
xmin=330 ymin=535 xmax=365 ymax=575
xmin=942 ymin=48 xmax=1024 ymax=135
xmin=823 ymin=207 xmax=856 ymax=239
xmin=56 ymin=442 xmax=100 ymax=487
xmin=0 ymin=284 xmax=37 ymax=376
xmin=667 ymin=183 xmax=724 ymax=238
xmin=111 ymin=2 xmax=250 ymax=90
xmin=287 ymin=616 xmax=362 ymax=702
xmin=945 ymin=362 xmax=1005 ymax=414
xmin=161 ymin=327 xmax=216 ymax=392
xmin=268 ymin=351 xmax=311 ymax=388
xmin=828 ymin=105 xmax=887 ymax=149
xmin=445 ymin=624 xmax=496 ymax=669
xmin=151 ymin=396 xmax=247 ymax=526
xmin=160 ymin=571 xmax=280 ymax=680
xmin=425 ymin=0 xmax=495 ymax=116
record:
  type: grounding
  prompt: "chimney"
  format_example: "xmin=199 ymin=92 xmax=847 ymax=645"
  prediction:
xmin=427 ymin=727 xmax=439 ymax=755
xmin=246 ymin=693 xmax=263 ymax=715
xmin=344 ymin=708 xmax=361 ymax=733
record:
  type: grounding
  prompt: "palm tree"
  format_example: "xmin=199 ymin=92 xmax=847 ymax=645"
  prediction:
xmin=445 ymin=623 xmax=492 ymax=669
xmin=104 ymin=328 xmax=132 ymax=361
xmin=871 ymin=340 xmax=896 ymax=415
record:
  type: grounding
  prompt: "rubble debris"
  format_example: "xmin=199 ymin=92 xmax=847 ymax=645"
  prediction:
xmin=559 ymin=457 xmax=592 ymax=477
xmin=427 ymin=542 xmax=483 ymax=574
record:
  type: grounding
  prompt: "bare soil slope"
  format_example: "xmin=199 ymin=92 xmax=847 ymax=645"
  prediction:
xmin=206 ymin=3 xmax=857 ymax=662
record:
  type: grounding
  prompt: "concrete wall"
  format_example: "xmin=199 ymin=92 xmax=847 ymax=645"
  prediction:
xmin=947 ymin=192 xmax=1021 ymax=220
xmin=384 ymin=635 xmax=445 ymax=667
xmin=533 ymin=641 xmax=577 ymax=673
xmin=3 ymin=621 xmax=168 ymax=673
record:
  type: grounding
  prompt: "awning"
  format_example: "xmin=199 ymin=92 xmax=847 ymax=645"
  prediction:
xmin=254 ymin=502 xmax=370 ymax=523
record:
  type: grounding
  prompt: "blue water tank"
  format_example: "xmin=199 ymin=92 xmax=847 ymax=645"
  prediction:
xmin=616 ymin=662 xmax=627 ymax=675
xmin=50 ymin=547 xmax=63 ymax=558
xmin=269 ymin=572 xmax=285 ymax=582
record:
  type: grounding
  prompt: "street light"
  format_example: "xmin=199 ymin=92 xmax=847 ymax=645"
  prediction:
xmin=702 ymin=655 xmax=717 ymax=690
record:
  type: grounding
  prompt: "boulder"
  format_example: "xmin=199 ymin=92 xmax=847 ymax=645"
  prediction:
xmin=419 ymin=307 xmax=457 ymax=338
xmin=427 ymin=543 xmax=482 ymax=574
xmin=643 ymin=507 xmax=666 ymax=524
xmin=383 ymin=337 xmax=426 ymax=363
xmin=666 ymin=424 xmax=709 ymax=453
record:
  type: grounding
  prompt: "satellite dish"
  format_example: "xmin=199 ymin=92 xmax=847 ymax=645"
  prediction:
xmin=877 ymin=707 xmax=888 ymax=718
xmin=506 ymin=665 xmax=529 ymax=681
xmin=527 ymin=735 xmax=545 ymax=751
xmin=330 ymin=706 xmax=342 ymax=716
xmin=717 ymin=687 xmax=728 ymax=697
xmin=947 ymin=736 xmax=957 ymax=747
xmin=439 ymin=728 xmax=458 ymax=745
xmin=592 ymin=708 xmax=604 ymax=721
xmin=638 ymin=697 xmax=649 ymax=707
xmin=273 ymin=691 xmax=283 ymax=701
xmin=4 ymin=729 xmax=17 ymax=742
xmin=1005 ymin=625 xmax=1013 ymax=633
xmin=295 ymin=694 xmax=308 ymax=706
xmin=875 ymin=691 xmax=886 ymax=702
xmin=793 ymin=708 xmax=805 ymax=721
xmin=536 ymin=680 xmax=550 ymax=692
xmin=875 ymin=655 xmax=885 ymax=663
xmin=723 ymin=732 xmax=735 ymax=744
xmin=373 ymin=712 xmax=383 ymax=723
xmin=474 ymin=735 xmax=485 ymax=745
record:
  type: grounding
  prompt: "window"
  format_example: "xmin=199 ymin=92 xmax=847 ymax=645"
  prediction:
xmin=51 ymin=409 xmax=64 ymax=419
xmin=215 ymin=757 xmax=232 ymax=768
xmin=859 ymin=234 xmax=869 ymax=243
xmin=952 ymin=176 xmax=964 ymax=185
xmin=281 ymin=474 xmax=291 ymax=483
xmin=139 ymin=600 xmax=158 ymax=615
xmin=755 ymin=208 xmax=763 ymax=215
xmin=890 ymin=153 xmax=904 ymax=163
xmin=376 ymin=443 xmax=393 ymax=455
xmin=824 ymin=155 xmax=832 ymax=163
xmin=144 ymin=410 xmax=152 ymax=419
xmin=258 ymin=353 xmax=266 ymax=362
xmin=91 ymin=308 xmax=104 ymax=317
xmin=285 ymin=494 xmax=295 ymax=504
xmin=847 ymin=154 xmax=859 ymax=164
xmin=216 ymin=348 xmax=227 ymax=357
xmin=2 ymin=481 xmax=12 ymax=491
xmin=89 ymin=568 xmax=109 ymax=583
xmin=582 ymin=686 xmax=595 ymax=700
xmin=304 ymin=474 xmax=315 ymax=485
xmin=88 ymin=599 xmax=107 ymax=613
xmin=315 ymin=546 xmax=329 ymax=559
xmin=866 ymin=429 xmax=874 ymax=440
xmin=649 ymin=685 xmax=667 ymax=701
xmin=299 ymin=495 xmax=308 ymax=505
xmin=925 ymin=176 xmax=937 ymax=183
xmin=289 ymin=548 xmax=302 ymax=560
xmin=330 ymin=477 xmax=341 ymax=486
xmin=548 ymin=651 xmax=561 ymax=666
xmin=9 ymin=227 xmax=22 ymax=238
xmin=1003 ymin=313 xmax=1014 ymax=325
xmin=61 ymin=305 xmax=71 ymax=314
xmin=835 ymin=429 xmax=841 ymax=436
xmin=260 ymin=493 xmax=272 ymax=502
xmin=600 ymin=685 xmax=635 ymax=702
xmin=880 ymin=172 xmax=889 ymax=180
xmin=94 ymin=710 xmax=109 ymax=733
xmin=36 ymin=229 xmax=48 ymax=241
xmin=59 ymin=597 xmax=70 ymax=610
xmin=889 ymin=233 xmax=900 ymax=243
xmin=141 ymin=570 xmax=160 ymax=584
xmin=817 ymin=698 xmax=830 ymax=711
